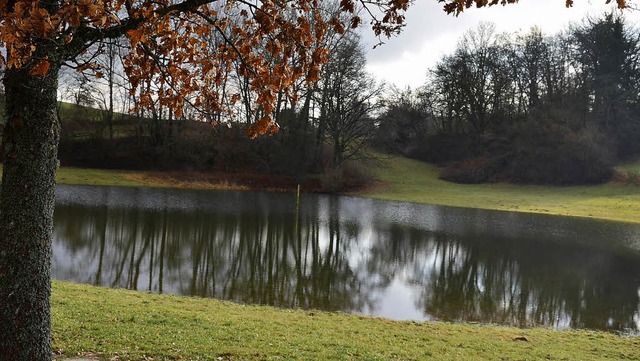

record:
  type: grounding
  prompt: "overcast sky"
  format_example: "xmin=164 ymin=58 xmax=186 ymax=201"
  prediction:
xmin=362 ymin=0 xmax=640 ymax=89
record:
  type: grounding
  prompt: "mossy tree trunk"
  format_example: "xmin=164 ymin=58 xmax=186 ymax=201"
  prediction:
xmin=0 ymin=63 xmax=61 ymax=360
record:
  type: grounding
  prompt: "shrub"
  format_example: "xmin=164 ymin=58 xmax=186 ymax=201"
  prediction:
xmin=410 ymin=133 xmax=485 ymax=165
xmin=318 ymin=169 xmax=343 ymax=193
xmin=507 ymin=120 xmax=614 ymax=185
xmin=317 ymin=161 xmax=373 ymax=193
xmin=440 ymin=156 xmax=497 ymax=184
xmin=340 ymin=160 xmax=373 ymax=190
xmin=438 ymin=107 xmax=616 ymax=186
xmin=611 ymin=116 xmax=640 ymax=159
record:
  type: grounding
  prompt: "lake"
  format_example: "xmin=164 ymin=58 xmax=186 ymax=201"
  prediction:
xmin=52 ymin=185 xmax=640 ymax=333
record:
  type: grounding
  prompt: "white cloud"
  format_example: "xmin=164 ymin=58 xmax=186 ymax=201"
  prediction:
xmin=362 ymin=0 xmax=639 ymax=88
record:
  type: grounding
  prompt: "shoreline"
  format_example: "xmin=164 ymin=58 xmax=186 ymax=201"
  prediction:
xmin=52 ymin=156 xmax=640 ymax=224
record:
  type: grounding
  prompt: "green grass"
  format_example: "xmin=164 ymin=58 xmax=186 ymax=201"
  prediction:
xmin=0 ymin=165 xmax=145 ymax=188
xmin=52 ymin=281 xmax=640 ymax=361
xmin=58 ymin=101 xmax=107 ymax=120
xmin=56 ymin=167 xmax=146 ymax=187
xmin=0 ymin=101 xmax=119 ymax=124
xmin=357 ymin=155 xmax=640 ymax=224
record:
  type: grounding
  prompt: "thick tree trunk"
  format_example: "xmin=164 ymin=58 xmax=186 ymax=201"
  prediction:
xmin=0 ymin=65 xmax=60 ymax=361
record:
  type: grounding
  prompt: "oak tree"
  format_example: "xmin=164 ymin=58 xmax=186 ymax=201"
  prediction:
xmin=317 ymin=32 xmax=382 ymax=169
xmin=439 ymin=0 xmax=627 ymax=15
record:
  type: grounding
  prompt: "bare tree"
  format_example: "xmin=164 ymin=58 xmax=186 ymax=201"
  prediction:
xmin=317 ymin=33 xmax=383 ymax=169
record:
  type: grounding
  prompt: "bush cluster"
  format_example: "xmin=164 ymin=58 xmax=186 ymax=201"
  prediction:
xmin=434 ymin=112 xmax=616 ymax=185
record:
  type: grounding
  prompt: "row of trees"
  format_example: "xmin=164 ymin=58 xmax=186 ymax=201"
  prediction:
xmin=51 ymin=12 xmax=640 ymax=187
xmin=55 ymin=5 xmax=381 ymax=187
xmin=376 ymin=13 xmax=640 ymax=184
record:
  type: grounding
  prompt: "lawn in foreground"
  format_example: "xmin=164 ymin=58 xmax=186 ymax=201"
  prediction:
xmin=360 ymin=155 xmax=640 ymax=224
xmin=52 ymin=282 xmax=639 ymax=361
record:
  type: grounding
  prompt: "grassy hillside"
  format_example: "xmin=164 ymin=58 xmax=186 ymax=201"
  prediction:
xmin=0 ymin=101 xmax=112 ymax=122
xmin=358 ymin=155 xmax=640 ymax=224
xmin=52 ymin=281 xmax=640 ymax=361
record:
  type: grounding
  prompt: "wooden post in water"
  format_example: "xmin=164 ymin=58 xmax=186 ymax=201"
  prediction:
xmin=294 ymin=184 xmax=300 ymax=236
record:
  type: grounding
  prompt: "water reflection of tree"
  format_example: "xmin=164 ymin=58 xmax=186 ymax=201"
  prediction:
xmin=53 ymin=200 xmax=375 ymax=314
xmin=52 ymin=199 xmax=640 ymax=332
xmin=368 ymin=224 xmax=640 ymax=331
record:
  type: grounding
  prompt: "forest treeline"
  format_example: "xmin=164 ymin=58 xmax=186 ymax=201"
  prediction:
xmin=55 ymin=27 xmax=378 ymax=191
xmin=378 ymin=13 xmax=640 ymax=185
xmin=2 ymin=10 xmax=637 ymax=188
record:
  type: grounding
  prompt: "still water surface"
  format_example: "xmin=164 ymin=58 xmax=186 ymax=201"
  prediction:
xmin=52 ymin=185 xmax=640 ymax=333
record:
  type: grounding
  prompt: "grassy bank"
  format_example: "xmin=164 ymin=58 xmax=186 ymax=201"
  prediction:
xmin=54 ymin=167 xmax=272 ymax=192
xmin=55 ymin=167 xmax=147 ymax=188
xmin=52 ymin=281 xmax=639 ymax=361
xmin=51 ymin=156 xmax=640 ymax=224
xmin=359 ymin=155 xmax=640 ymax=224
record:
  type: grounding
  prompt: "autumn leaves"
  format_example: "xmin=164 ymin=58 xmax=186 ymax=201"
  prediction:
xmin=0 ymin=1 xmax=402 ymax=138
